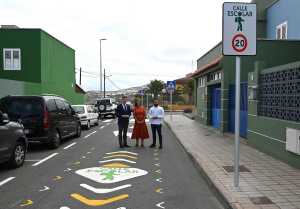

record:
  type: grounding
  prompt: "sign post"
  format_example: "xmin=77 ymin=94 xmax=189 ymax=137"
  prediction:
xmin=223 ymin=2 xmax=256 ymax=188
xmin=167 ymin=81 xmax=176 ymax=120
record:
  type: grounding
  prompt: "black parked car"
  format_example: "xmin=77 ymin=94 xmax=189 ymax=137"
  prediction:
xmin=0 ymin=95 xmax=81 ymax=149
xmin=0 ymin=111 xmax=28 ymax=168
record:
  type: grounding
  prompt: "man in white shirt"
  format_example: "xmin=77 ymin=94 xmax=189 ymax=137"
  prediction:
xmin=148 ymin=99 xmax=164 ymax=149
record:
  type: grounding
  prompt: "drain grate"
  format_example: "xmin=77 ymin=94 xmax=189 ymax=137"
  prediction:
xmin=223 ymin=165 xmax=251 ymax=173
xmin=250 ymin=196 xmax=274 ymax=205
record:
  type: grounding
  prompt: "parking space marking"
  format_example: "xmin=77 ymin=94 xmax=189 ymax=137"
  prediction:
xmin=113 ymin=131 xmax=132 ymax=137
xmin=103 ymin=119 xmax=113 ymax=123
xmin=32 ymin=153 xmax=59 ymax=167
xmin=80 ymin=183 xmax=132 ymax=194
xmin=63 ymin=142 xmax=77 ymax=150
xmin=84 ymin=131 xmax=97 ymax=139
xmin=100 ymin=126 xmax=105 ymax=129
xmin=71 ymin=193 xmax=129 ymax=206
xmin=0 ymin=177 xmax=15 ymax=187
xmin=99 ymin=159 xmax=136 ymax=164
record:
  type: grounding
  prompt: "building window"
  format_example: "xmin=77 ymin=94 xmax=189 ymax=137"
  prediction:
xmin=276 ymin=22 xmax=288 ymax=40
xmin=3 ymin=48 xmax=21 ymax=70
xmin=198 ymin=77 xmax=205 ymax=87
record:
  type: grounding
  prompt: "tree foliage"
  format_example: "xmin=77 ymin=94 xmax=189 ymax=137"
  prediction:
xmin=147 ymin=79 xmax=165 ymax=98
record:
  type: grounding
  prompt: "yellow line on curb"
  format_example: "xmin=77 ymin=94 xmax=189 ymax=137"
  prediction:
xmin=71 ymin=193 xmax=129 ymax=206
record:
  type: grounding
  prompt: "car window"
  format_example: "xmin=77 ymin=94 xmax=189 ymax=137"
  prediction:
xmin=0 ymin=98 xmax=43 ymax=120
xmin=73 ymin=106 xmax=85 ymax=114
xmin=87 ymin=106 xmax=93 ymax=113
xmin=55 ymin=99 xmax=66 ymax=113
xmin=46 ymin=99 xmax=57 ymax=112
xmin=64 ymin=102 xmax=72 ymax=115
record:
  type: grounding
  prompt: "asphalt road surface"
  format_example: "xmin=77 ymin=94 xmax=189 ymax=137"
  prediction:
xmin=0 ymin=118 xmax=224 ymax=209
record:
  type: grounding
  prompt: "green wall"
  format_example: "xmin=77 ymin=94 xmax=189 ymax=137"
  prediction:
xmin=0 ymin=29 xmax=41 ymax=83
xmin=0 ymin=29 xmax=85 ymax=104
xmin=40 ymin=31 xmax=84 ymax=104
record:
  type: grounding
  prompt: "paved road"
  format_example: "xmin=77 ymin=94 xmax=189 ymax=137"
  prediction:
xmin=0 ymin=118 xmax=224 ymax=209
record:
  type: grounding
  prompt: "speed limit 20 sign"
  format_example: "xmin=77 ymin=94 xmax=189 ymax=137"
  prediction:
xmin=223 ymin=2 xmax=256 ymax=56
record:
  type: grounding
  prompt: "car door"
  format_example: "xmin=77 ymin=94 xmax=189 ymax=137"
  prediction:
xmin=54 ymin=99 xmax=69 ymax=137
xmin=87 ymin=106 xmax=95 ymax=124
xmin=64 ymin=102 xmax=77 ymax=135
xmin=0 ymin=115 xmax=12 ymax=159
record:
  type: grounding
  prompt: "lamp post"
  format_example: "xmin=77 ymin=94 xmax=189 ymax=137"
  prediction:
xmin=99 ymin=38 xmax=107 ymax=98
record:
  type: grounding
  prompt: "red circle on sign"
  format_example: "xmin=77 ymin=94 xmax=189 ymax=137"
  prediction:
xmin=232 ymin=34 xmax=248 ymax=52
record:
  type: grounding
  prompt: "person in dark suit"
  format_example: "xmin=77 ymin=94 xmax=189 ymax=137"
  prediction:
xmin=116 ymin=96 xmax=132 ymax=148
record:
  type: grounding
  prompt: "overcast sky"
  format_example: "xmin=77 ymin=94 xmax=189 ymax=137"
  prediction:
xmin=1 ymin=0 xmax=249 ymax=91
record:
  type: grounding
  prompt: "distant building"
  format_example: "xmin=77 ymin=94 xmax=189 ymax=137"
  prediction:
xmin=0 ymin=27 xmax=85 ymax=104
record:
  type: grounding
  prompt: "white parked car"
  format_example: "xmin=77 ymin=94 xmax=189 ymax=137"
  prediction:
xmin=72 ymin=105 xmax=99 ymax=129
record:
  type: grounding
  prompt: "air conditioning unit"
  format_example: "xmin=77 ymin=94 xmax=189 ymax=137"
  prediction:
xmin=286 ymin=128 xmax=300 ymax=155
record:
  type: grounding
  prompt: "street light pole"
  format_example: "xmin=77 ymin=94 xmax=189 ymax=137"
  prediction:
xmin=99 ymin=38 xmax=106 ymax=98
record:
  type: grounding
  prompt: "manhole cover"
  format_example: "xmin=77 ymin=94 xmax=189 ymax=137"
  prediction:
xmin=223 ymin=165 xmax=251 ymax=173
xmin=250 ymin=196 xmax=274 ymax=205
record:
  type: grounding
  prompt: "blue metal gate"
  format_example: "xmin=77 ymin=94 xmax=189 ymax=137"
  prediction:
xmin=228 ymin=83 xmax=248 ymax=138
xmin=211 ymin=85 xmax=221 ymax=129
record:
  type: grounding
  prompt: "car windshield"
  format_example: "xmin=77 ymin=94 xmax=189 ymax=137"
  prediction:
xmin=1 ymin=98 xmax=43 ymax=120
xmin=72 ymin=106 xmax=85 ymax=114
xmin=98 ymin=99 xmax=111 ymax=105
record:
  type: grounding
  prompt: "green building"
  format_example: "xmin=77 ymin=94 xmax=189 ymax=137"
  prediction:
xmin=192 ymin=0 xmax=300 ymax=168
xmin=0 ymin=27 xmax=85 ymax=104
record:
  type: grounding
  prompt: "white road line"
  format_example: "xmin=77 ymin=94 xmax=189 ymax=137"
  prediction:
xmin=84 ymin=131 xmax=97 ymax=139
xmin=63 ymin=142 xmax=77 ymax=150
xmin=129 ymin=125 xmax=134 ymax=129
xmin=105 ymin=151 xmax=138 ymax=156
xmin=25 ymin=159 xmax=40 ymax=162
xmin=99 ymin=126 xmax=105 ymax=129
xmin=103 ymin=119 xmax=112 ymax=123
xmin=99 ymin=159 xmax=136 ymax=164
xmin=80 ymin=183 xmax=132 ymax=194
xmin=113 ymin=131 xmax=132 ymax=137
xmin=0 ymin=177 xmax=15 ymax=187
xmin=32 ymin=153 xmax=59 ymax=167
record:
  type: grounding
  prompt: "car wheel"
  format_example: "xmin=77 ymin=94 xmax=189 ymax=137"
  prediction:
xmin=95 ymin=120 xmax=99 ymax=126
xmin=50 ymin=130 xmax=61 ymax=149
xmin=87 ymin=121 xmax=91 ymax=129
xmin=9 ymin=141 xmax=26 ymax=168
xmin=75 ymin=123 xmax=81 ymax=137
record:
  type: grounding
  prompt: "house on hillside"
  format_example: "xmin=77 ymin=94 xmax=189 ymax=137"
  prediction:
xmin=192 ymin=0 xmax=300 ymax=168
xmin=0 ymin=26 xmax=85 ymax=104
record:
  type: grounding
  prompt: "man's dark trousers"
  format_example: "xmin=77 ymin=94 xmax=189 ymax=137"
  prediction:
xmin=151 ymin=124 xmax=162 ymax=146
xmin=118 ymin=120 xmax=129 ymax=147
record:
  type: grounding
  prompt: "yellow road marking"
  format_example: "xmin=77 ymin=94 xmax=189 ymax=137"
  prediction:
xmin=155 ymin=169 xmax=161 ymax=174
xmin=154 ymin=153 xmax=159 ymax=156
xmin=103 ymin=154 xmax=137 ymax=160
xmin=155 ymin=188 xmax=164 ymax=194
xmin=71 ymin=193 xmax=129 ymax=206
xmin=53 ymin=176 xmax=63 ymax=181
xmin=20 ymin=200 xmax=33 ymax=207
xmin=73 ymin=161 xmax=80 ymax=165
xmin=102 ymin=163 xmax=130 ymax=168
xmin=154 ymin=157 xmax=159 ymax=161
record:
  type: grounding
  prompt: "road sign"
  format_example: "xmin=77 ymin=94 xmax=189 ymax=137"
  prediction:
xmin=223 ymin=3 xmax=256 ymax=56
xmin=166 ymin=81 xmax=176 ymax=92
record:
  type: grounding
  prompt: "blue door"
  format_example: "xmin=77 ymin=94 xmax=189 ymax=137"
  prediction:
xmin=228 ymin=83 xmax=248 ymax=138
xmin=211 ymin=85 xmax=221 ymax=128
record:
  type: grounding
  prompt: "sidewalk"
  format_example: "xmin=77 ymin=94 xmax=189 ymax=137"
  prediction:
xmin=164 ymin=114 xmax=300 ymax=209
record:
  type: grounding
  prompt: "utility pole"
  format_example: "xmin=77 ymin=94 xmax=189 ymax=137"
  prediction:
xmin=104 ymin=68 xmax=106 ymax=98
xmin=99 ymin=38 xmax=106 ymax=98
xmin=79 ymin=67 xmax=82 ymax=85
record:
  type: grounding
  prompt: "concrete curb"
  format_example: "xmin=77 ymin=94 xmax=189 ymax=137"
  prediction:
xmin=164 ymin=120 xmax=233 ymax=209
